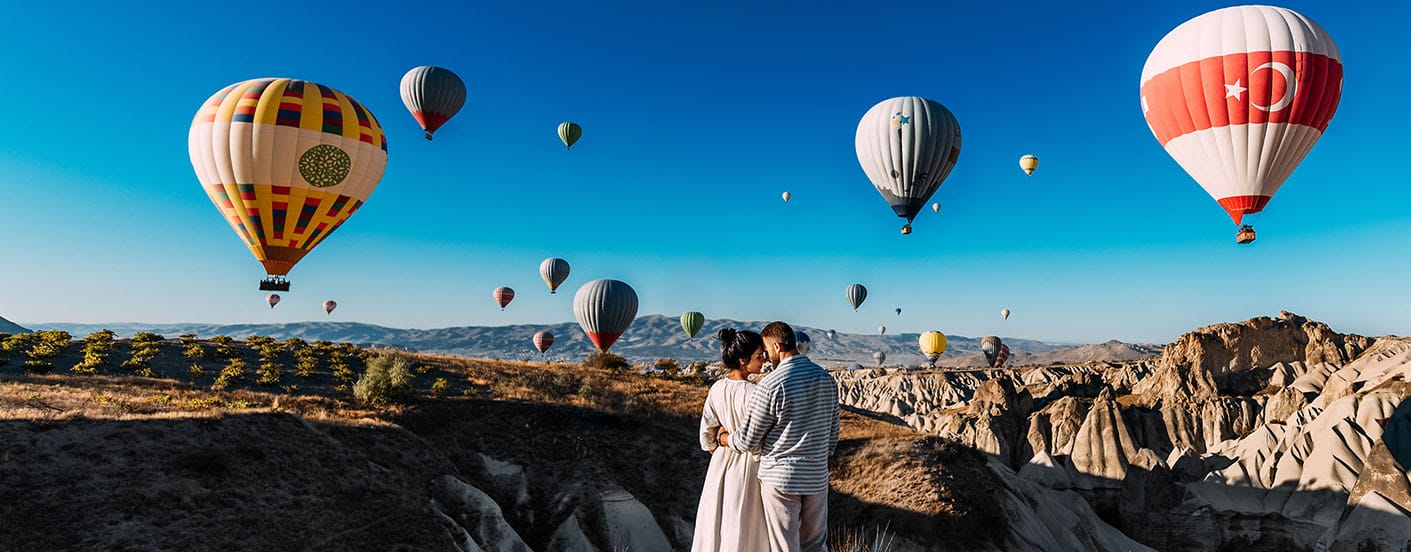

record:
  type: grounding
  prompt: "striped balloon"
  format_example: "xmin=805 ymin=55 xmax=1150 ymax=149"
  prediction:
xmin=855 ymin=96 xmax=961 ymax=234
xmin=493 ymin=287 xmax=515 ymax=310
xmin=680 ymin=311 xmax=705 ymax=339
xmin=558 ymin=122 xmax=583 ymax=150
xmin=323 ymin=300 xmax=337 ymax=315
xmin=539 ymin=257 xmax=571 ymax=294
xmin=1019 ymin=154 xmax=1039 ymax=177
xmin=533 ymin=331 xmax=554 ymax=354
xmin=573 ymin=279 xmax=638 ymax=352
xmin=993 ymin=343 xmax=1011 ymax=368
xmin=1140 ymin=6 xmax=1342 ymax=228
xmin=846 ymin=283 xmax=867 ymax=311
xmin=189 ymin=78 xmax=388 ymax=283
xmin=873 ymin=351 xmax=886 ymax=366
xmin=400 ymin=66 xmax=466 ymax=140
xmin=981 ymin=336 xmax=1002 ymax=366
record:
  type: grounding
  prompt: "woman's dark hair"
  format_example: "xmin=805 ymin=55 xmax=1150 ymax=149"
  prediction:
xmin=717 ymin=328 xmax=764 ymax=370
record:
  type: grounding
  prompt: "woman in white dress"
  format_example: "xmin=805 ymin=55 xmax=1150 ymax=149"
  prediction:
xmin=691 ymin=328 xmax=769 ymax=551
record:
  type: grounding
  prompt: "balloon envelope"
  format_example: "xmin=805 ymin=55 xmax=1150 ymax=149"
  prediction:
xmin=846 ymin=284 xmax=867 ymax=311
xmin=533 ymin=331 xmax=555 ymax=354
xmin=1019 ymin=154 xmax=1039 ymax=176
xmin=680 ymin=311 xmax=705 ymax=339
xmin=795 ymin=330 xmax=811 ymax=355
xmin=540 ymin=258 xmax=571 ymax=294
xmin=981 ymin=336 xmax=1003 ymax=366
xmin=573 ymin=279 xmax=638 ymax=352
xmin=993 ymin=343 xmax=1011 ymax=368
xmin=919 ymin=330 xmax=947 ymax=361
xmin=826 ymin=329 xmax=837 ymax=340
xmin=189 ymin=78 xmax=388 ymax=280
xmin=873 ymin=351 xmax=886 ymax=366
xmin=267 ymin=294 xmax=280 ymax=308
xmin=782 ymin=191 xmax=792 ymax=203
xmin=493 ymin=287 xmax=515 ymax=310
xmin=558 ymin=122 xmax=582 ymax=150
xmin=932 ymin=202 xmax=941 ymax=213
xmin=855 ymin=96 xmax=962 ymax=232
xmin=878 ymin=326 xmax=886 ymax=335
xmin=1001 ymin=309 xmax=1011 ymax=320
xmin=323 ymin=300 xmax=337 ymax=315
xmin=399 ymin=66 xmax=466 ymax=139
xmin=1140 ymin=5 xmax=1342 ymax=227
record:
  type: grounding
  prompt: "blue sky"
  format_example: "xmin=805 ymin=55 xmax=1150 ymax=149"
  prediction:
xmin=0 ymin=0 xmax=1406 ymax=343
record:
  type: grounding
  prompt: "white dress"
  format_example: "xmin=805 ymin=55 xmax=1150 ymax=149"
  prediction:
xmin=691 ymin=378 xmax=768 ymax=551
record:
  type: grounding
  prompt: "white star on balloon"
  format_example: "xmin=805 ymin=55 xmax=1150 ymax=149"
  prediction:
xmin=1225 ymin=79 xmax=1247 ymax=100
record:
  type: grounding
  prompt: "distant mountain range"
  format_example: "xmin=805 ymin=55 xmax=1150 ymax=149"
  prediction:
xmin=0 ymin=316 xmax=28 ymax=334
xmin=26 ymin=315 xmax=1163 ymax=367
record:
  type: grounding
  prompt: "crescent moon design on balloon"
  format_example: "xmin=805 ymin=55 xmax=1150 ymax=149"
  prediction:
xmin=1251 ymin=62 xmax=1297 ymax=113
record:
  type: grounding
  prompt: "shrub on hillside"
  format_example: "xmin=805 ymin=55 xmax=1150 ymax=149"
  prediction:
xmin=654 ymin=358 xmax=681 ymax=377
xmin=583 ymin=351 xmax=630 ymax=372
xmin=353 ymin=352 xmax=415 ymax=406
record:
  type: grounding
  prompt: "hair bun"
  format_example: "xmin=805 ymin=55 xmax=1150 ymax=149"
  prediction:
xmin=716 ymin=328 xmax=737 ymax=342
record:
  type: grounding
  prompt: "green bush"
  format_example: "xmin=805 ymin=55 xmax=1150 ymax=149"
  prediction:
xmin=178 ymin=333 xmax=199 ymax=345
xmin=184 ymin=343 xmax=206 ymax=360
xmin=22 ymin=360 xmax=53 ymax=374
xmin=131 ymin=332 xmax=163 ymax=346
xmin=353 ymin=352 xmax=415 ymax=406
xmin=655 ymin=358 xmax=681 ymax=377
xmin=429 ymin=377 xmax=449 ymax=399
xmin=256 ymin=362 xmax=283 ymax=386
xmin=245 ymin=335 xmax=275 ymax=348
xmin=583 ymin=351 xmax=630 ymax=372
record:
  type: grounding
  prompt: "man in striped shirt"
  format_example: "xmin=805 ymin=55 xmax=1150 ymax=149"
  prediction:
xmin=719 ymin=321 xmax=840 ymax=552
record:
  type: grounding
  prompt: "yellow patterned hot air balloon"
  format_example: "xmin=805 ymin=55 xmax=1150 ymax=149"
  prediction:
xmin=1019 ymin=154 xmax=1039 ymax=177
xmin=189 ymin=78 xmax=389 ymax=290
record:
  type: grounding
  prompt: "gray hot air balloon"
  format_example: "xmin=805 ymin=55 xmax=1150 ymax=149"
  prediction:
xmin=873 ymin=351 xmax=886 ymax=366
xmin=399 ymin=66 xmax=466 ymax=140
xmin=855 ymin=96 xmax=962 ymax=235
xmin=826 ymin=329 xmax=837 ymax=340
xmin=540 ymin=257 xmax=571 ymax=294
xmin=878 ymin=325 xmax=886 ymax=335
xmin=795 ymin=330 xmax=811 ymax=355
xmin=981 ymin=336 xmax=1003 ymax=367
xmin=846 ymin=283 xmax=867 ymax=311
xmin=572 ymin=279 xmax=638 ymax=352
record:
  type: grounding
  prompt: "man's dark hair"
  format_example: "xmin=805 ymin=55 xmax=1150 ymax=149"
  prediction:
xmin=761 ymin=322 xmax=797 ymax=353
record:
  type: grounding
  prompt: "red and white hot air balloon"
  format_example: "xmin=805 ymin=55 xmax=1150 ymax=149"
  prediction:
xmin=1140 ymin=5 xmax=1342 ymax=245
xmin=573 ymin=279 xmax=638 ymax=353
xmin=533 ymin=331 xmax=554 ymax=354
xmin=493 ymin=287 xmax=515 ymax=310
xmin=324 ymin=300 xmax=337 ymax=315
xmin=266 ymin=294 xmax=281 ymax=309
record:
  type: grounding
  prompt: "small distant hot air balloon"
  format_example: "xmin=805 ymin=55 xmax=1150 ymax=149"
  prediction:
xmin=856 ymin=96 xmax=962 ymax=235
xmin=189 ymin=78 xmax=388 ymax=291
xmin=878 ymin=325 xmax=886 ymax=335
xmin=267 ymin=294 xmax=281 ymax=309
xmin=573 ymin=279 xmax=638 ymax=352
xmin=826 ymin=329 xmax=837 ymax=340
xmin=1140 ymin=5 xmax=1342 ymax=245
xmin=846 ymin=284 xmax=867 ymax=311
xmin=493 ymin=287 xmax=515 ymax=310
xmin=1001 ymin=309 xmax=1011 ymax=320
xmin=540 ymin=257 xmax=571 ymax=294
xmin=993 ymin=343 xmax=1011 ymax=368
xmin=895 ymin=307 xmax=902 ymax=316
xmin=847 ymin=363 xmax=864 ymax=370
xmin=323 ymin=300 xmax=337 ymax=315
xmin=782 ymin=192 xmax=792 ymax=203
xmin=981 ymin=336 xmax=1003 ymax=367
xmin=873 ymin=351 xmax=886 ymax=366
xmin=680 ymin=311 xmax=705 ymax=339
xmin=533 ymin=331 xmax=554 ymax=354
xmin=919 ymin=330 xmax=947 ymax=367
xmin=400 ymin=66 xmax=466 ymax=140
xmin=795 ymin=330 xmax=811 ymax=355
xmin=558 ymin=122 xmax=583 ymax=150
xmin=1019 ymin=154 xmax=1039 ymax=177
xmin=932 ymin=202 xmax=941 ymax=213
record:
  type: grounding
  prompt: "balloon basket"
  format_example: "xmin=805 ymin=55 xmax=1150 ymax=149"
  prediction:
xmin=1236 ymin=226 xmax=1256 ymax=245
xmin=259 ymin=277 xmax=291 ymax=292
xmin=901 ymin=224 xmax=912 ymax=235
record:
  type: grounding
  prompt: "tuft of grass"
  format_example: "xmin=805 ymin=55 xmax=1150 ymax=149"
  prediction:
xmin=353 ymin=352 xmax=415 ymax=406
xmin=829 ymin=523 xmax=896 ymax=552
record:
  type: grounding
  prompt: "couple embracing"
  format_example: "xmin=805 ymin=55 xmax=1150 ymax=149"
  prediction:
xmin=691 ymin=321 xmax=841 ymax=552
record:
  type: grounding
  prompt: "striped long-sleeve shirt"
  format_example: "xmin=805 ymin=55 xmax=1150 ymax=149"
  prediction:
xmin=729 ymin=354 xmax=840 ymax=495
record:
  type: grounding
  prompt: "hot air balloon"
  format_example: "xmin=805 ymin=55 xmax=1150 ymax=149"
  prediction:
xmin=826 ymin=329 xmax=837 ymax=340
xmin=795 ymin=330 xmax=811 ymax=355
xmin=573 ymin=279 xmax=638 ymax=352
xmin=993 ymin=343 xmax=1011 ymax=368
xmin=493 ymin=287 xmax=515 ymax=310
xmin=919 ymin=330 xmax=947 ymax=367
xmin=558 ymin=122 xmax=582 ymax=150
xmin=681 ymin=311 xmax=705 ymax=339
xmin=981 ymin=336 xmax=1003 ymax=367
xmin=847 ymin=363 xmax=864 ymax=371
xmin=932 ymin=202 xmax=941 ymax=213
xmin=189 ymin=78 xmax=389 ymax=291
xmin=873 ymin=351 xmax=886 ymax=366
xmin=533 ymin=331 xmax=554 ymax=354
xmin=856 ymin=97 xmax=962 ymax=235
xmin=399 ymin=66 xmax=466 ymax=140
xmin=846 ymin=284 xmax=868 ymax=311
xmin=1001 ymin=309 xmax=1011 ymax=320
xmin=540 ymin=257 xmax=571 ymax=294
xmin=895 ymin=307 xmax=902 ymax=316
xmin=1019 ymin=154 xmax=1039 ymax=177
xmin=323 ymin=300 xmax=337 ymax=315
xmin=267 ymin=294 xmax=281 ymax=309
xmin=781 ymin=192 xmax=792 ymax=203
xmin=878 ymin=325 xmax=886 ymax=336
xmin=1140 ymin=5 xmax=1342 ymax=245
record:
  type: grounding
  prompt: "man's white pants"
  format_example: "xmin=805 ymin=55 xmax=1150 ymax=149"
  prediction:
xmin=760 ymin=482 xmax=827 ymax=552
